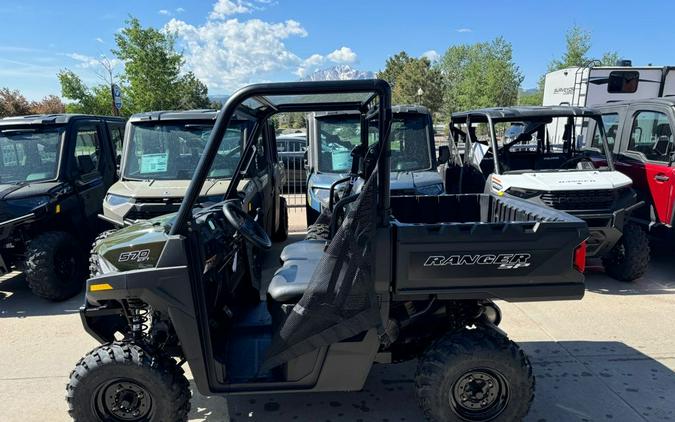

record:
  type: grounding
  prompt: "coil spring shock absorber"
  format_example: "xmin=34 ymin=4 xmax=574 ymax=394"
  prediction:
xmin=125 ymin=299 xmax=150 ymax=340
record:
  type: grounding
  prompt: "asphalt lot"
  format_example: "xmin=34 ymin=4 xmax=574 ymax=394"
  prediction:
xmin=1 ymin=230 xmax=674 ymax=422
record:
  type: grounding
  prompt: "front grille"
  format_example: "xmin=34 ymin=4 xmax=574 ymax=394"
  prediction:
xmin=540 ymin=190 xmax=615 ymax=211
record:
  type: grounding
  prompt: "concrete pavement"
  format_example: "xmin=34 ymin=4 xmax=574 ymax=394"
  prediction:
xmin=0 ymin=233 xmax=673 ymax=421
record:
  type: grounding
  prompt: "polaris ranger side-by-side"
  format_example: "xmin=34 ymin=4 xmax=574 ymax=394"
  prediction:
xmin=0 ymin=114 xmax=124 ymax=300
xmin=305 ymin=105 xmax=445 ymax=225
xmin=449 ymin=106 xmax=649 ymax=281
xmin=69 ymin=81 xmax=588 ymax=422
xmin=100 ymin=109 xmax=288 ymax=241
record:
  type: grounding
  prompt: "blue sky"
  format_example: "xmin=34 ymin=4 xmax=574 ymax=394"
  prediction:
xmin=1 ymin=0 xmax=674 ymax=100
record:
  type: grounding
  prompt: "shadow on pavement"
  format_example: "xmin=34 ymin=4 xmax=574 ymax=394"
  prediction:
xmin=215 ymin=341 xmax=674 ymax=422
xmin=0 ymin=271 xmax=83 ymax=318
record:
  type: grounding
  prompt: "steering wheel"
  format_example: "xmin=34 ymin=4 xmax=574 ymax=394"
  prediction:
xmin=222 ymin=200 xmax=272 ymax=249
xmin=559 ymin=155 xmax=594 ymax=169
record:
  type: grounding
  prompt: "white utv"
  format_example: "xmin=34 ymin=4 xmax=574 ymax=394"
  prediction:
xmin=448 ymin=106 xmax=649 ymax=281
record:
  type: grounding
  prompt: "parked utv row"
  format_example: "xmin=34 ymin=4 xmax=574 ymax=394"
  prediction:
xmin=0 ymin=80 xmax=668 ymax=421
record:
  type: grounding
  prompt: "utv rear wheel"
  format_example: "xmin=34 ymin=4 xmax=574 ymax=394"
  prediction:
xmin=89 ymin=229 xmax=117 ymax=278
xmin=602 ymin=223 xmax=650 ymax=282
xmin=66 ymin=342 xmax=191 ymax=422
xmin=415 ymin=327 xmax=534 ymax=422
xmin=305 ymin=223 xmax=330 ymax=241
xmin=25 ymin=231 xmax=86 ymax=301
xmin=272 ymin=197 xmax=289 ymax=242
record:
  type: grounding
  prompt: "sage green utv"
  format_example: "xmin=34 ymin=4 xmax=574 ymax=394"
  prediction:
xmin=99 ymin=109 xmax=288 ymax=241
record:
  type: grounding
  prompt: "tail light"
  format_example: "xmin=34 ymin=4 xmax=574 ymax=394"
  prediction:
xmin=574 ymin=241 xmax=587 ymax=272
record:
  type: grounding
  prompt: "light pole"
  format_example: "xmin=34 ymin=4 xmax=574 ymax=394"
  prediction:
xmin=416 ymin=87 xmax=424 ymax=105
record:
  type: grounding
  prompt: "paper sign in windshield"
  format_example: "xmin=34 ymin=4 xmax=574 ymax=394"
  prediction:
xmin=140 ymin=153 xmax=168 ymax=173
xmin=331 ymin=150 xmax=351 ymax=171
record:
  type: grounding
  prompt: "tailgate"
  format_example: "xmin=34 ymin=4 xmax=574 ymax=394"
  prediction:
xmin=393 ymin=220 xmax=588 ymax=301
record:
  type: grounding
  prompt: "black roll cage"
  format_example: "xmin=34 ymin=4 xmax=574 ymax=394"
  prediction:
xmin=171 ymin=80 xmax=392 ymax=235
xmin=449 ymin=108 xmax=614 ymax=175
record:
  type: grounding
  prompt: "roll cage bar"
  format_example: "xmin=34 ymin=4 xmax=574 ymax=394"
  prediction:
xmin=449 ymin=107 xmax=613 ymax=174
xmin=171 ymin=80 xmax=392 ymax=236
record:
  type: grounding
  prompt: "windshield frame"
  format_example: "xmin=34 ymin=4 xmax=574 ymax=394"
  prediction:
xmin=121 ymin=119 xmax=249 ymax=182
xmin=0 ymin=124 xmax=66 ymax=184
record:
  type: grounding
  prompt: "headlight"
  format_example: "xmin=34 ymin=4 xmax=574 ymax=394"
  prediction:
xmin=505 ymin=187 xmax=542 ymax=199
xmin=5 ymin=195 xmax=51 ymax=211
xmin=311 ymin=188 xmax=331 ymax=207
xmin=416 ymin=184 xmax=444 ymax=195
xmin=105 ymin=194 xmax=133 ymax=206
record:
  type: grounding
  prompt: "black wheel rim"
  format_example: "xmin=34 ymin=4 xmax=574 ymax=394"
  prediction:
xmin=54 ymin=249 xmax=77 ymax=281
xmin=93 ymin=379 xmax=153 ymax=421
xmin=449 ymin=368 xmax=509 ymax=421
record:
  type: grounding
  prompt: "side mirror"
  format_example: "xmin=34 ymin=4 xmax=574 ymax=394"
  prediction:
xmin=77 ymin=155 xmax=95 ymax=174
xmin=437 ymin=145 xmax=450 ymax=165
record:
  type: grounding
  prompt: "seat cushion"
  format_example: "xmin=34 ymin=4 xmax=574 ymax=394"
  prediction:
xmin=267 ymin=258 xmax=318 ymax=303
xmin=279 ymin=240 xmax=325 ymax=262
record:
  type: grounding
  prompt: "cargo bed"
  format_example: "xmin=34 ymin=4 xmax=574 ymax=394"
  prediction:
xmin=391 ymin=193 xmax=589 ymax=301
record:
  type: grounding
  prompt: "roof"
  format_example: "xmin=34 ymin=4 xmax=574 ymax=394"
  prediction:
xmin=312 ymin=104 xmax=430 ymax=119
xmin=0 ymin=114 xmax=125 ymax=126
xmin=128 ymin=109 xmax=219 ymax=123
xmin=451 ymin=106 xmax=600 ymax=123
xmin=592 ymin=97 xmax=675 ymax=109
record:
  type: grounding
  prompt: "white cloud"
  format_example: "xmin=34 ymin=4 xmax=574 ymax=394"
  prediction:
xmin=326 ymin=46 xmax=357 ymax=64
xmin=421 ymin=50 xmax=440 ymax=62
xmin=166 ymin=16 xmax=308 ymax=91
xmin=95 ymin=37 xmax=104 ymax=44
xmin=159 ymin=9 xmax=171 ymax=16
xmin=66 ymin=53 xmax=121 ymax=70
xmin=176 ymin=7 xmax=185 ymax=13
xmin=209 ymin=0 xmax=251 ymax=19
xmin=295 ymin=54 xmax=325 ymax=77
xmin=456 ymin=28 xmax=472 ymax=33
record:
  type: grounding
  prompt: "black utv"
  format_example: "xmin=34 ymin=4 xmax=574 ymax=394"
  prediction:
xmin=70 ymin=81 xmax=589 ymax=422
xmin=0 ymin=114 xmax=124 ymax=300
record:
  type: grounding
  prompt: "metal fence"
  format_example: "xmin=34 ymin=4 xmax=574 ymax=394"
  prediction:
xmin=277 ymin=136 xmax=307 ymax=211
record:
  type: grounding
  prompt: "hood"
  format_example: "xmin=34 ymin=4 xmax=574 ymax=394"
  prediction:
xmin=0 ymin=181 xmax=64 ymax=200
xmin=109 ymin=179 xmax=235 ymax=199
xmin=96 ymin=214 xmax=175 ymax=272
xmin=497 ymin=171 xmax=632 ymax=192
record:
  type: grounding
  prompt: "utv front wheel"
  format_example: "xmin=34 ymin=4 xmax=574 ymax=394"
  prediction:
xmin=305 ymin=223 xmax=330 ymax=241
xmin=66 ymin=342 xmax=191 ymax=422
xmin=89 ymin=229 xmax=117 ymax=278
xmin=415 ymin=327 xmax=534 ymax=422
xmin=272 ymin=197 xmax=289 ymax=242
xmin=25 ymin=231 xmax=86 ymax=301
xmin=602 ymin=223 xmax=650 ymax=282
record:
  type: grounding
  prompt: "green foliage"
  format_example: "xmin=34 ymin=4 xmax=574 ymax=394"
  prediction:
xmin=58 ymin=16 xmax=209 ymax=116
xmin=439 ymin=37 xmax=523 ymax=116
xmin=518 ymin=90 xmax=543 ymax=106
xmin=376 ymin=51 xmax=415 ymax=88
xmin=539 ymin=26 xmax=622 ymax=89
xmin=390 ymin=58 xmax=444 ymax=114
xmin=58 ymin=70 xmax=115 ymax=115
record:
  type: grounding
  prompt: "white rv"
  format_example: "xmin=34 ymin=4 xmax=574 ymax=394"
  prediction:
xmin=543 ymin=64 xmax=675 ymax=107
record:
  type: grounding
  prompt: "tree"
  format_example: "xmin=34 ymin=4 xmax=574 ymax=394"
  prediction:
xmin=0 ymin=88 xmax=31 ymax=117
xmin=30 ymin=95 xmax=66 ymax=114
xmin=114 ymin=17 xmax=209 ymax=113
xmin=439 ymin=37 xmax=523 ymax=115
xmin=539 ymin=25 xmax=622 ymax=89
xmin=377 ymin=51 xmax=415 ymax=88
xmin=391 ymin=58 xmax=444 ymax=113
xmin=58 ymin=70 xmax=114 ymax=115
xmin=176 ymin=72 xmax=210 ymax=109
